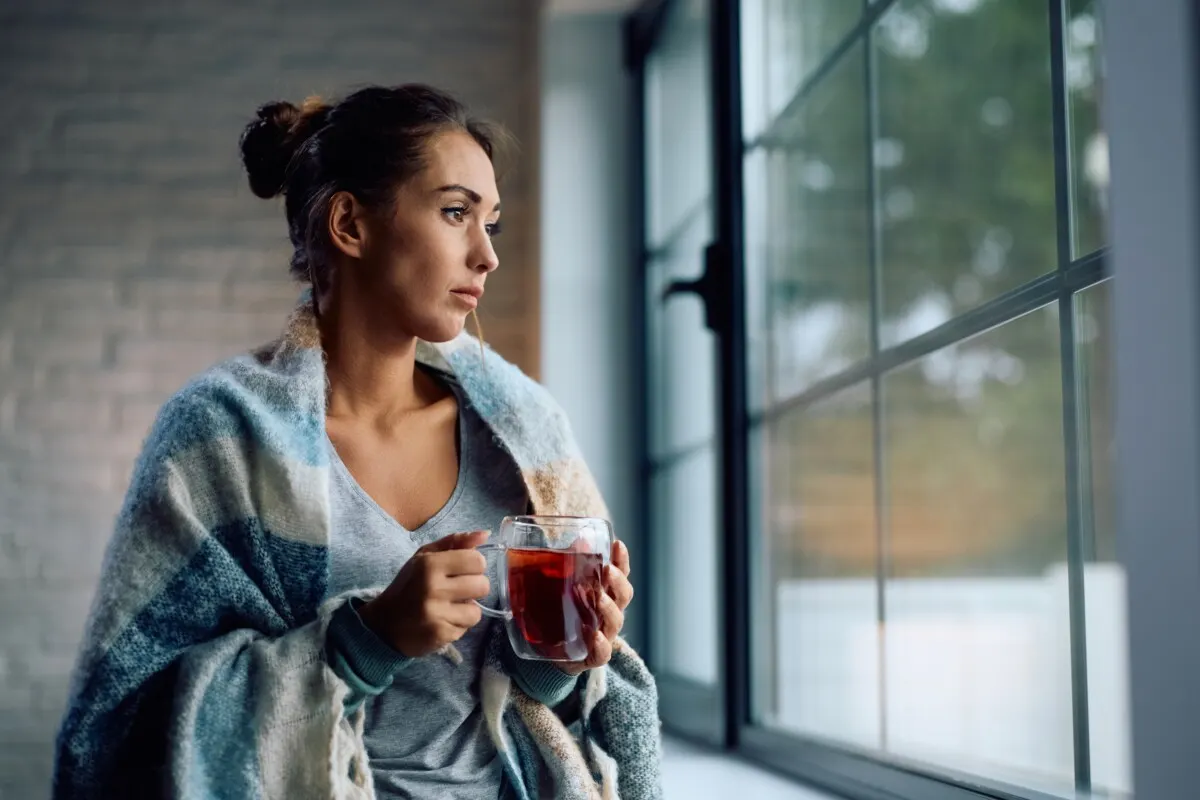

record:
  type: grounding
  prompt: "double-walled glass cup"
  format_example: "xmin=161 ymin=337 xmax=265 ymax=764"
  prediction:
xmin=476 ymin=515 xmax=614 ymax=662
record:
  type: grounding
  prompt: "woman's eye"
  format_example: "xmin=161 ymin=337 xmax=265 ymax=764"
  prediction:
xmin=443 ymin=207 xmax=467 ymax=222
xmin=486 ymin=221 xmax=503 ymax=237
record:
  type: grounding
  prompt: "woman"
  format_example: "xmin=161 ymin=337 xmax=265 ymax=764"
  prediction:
xmin=53 ymin=84 xmax=662 ymax=800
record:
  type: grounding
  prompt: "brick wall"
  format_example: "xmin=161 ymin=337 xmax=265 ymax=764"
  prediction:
xmin=0 ymin=1 xmax=540 ymax=794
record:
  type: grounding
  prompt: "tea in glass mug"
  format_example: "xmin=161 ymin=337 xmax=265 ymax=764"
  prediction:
xmin=476 ymin=515 xmax=613 ymax=661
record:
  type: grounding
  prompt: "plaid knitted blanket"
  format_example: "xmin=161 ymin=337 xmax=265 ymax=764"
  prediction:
xmin=53 ymin=298 xmax=663 ymax=799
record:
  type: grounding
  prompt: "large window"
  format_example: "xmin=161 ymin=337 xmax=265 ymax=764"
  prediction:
xmin=633 ymin=0 xmax=1125 ymax=798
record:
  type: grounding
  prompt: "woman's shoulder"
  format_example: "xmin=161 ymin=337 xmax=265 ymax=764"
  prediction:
xmin=143 ymin=348 xmax=326 ymax=468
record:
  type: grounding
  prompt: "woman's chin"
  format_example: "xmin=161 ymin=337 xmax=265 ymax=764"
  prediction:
xmin=414 ymin=315 xmax=469 ymax=344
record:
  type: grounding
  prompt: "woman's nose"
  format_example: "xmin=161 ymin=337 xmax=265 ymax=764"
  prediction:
xmin=474 ymin=231 xmax=500 ymax=273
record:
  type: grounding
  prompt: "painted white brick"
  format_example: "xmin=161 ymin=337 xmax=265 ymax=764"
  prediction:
xmin=10 ymin=457 xmax=117 ymax=495
xmin=224 ymin=278 xmax=302 ymax=312
xmin=0 ymin=302 xmax=46 ymax=335
xmin=112 ymin=336 xmax=242 ymax=374
xmin=0 ymin=704 xmax=62 ymax=746
xmin=13 ymin=333 xmax=107 ymax=368
xmin=0 ymin=587 xmax=94 ymax=650
xmin=116 ymin=399 xmax=167 ymax=439
xmin=154 ymin=245 xmax=279 ymax=276
xmin=150 ymin=307 xmax=283 ymax=340
xmin=126 ymin=277 xmax=224 ymax=307
xmin=10 ymin=278 xmax=120 ymax=307
xmin=0 ymin=745 xmax=56 ymax=800
xmin=0 ymin=392 xmax=17 ymax=435
xmin=32 ymin=430 xmax=145 ymax=466
xmin=28 ymin=242 xmax=154 ymax=276
xmin=0 ymin=539 xmax=38 ymax=583
xmin=42 ymin=366 xmax=179 ymax=399
xmin=41 ymin=305 xmax=152 ymax=336
xmin=36 ymin=530 xmax=112 ymax=582
xmin=15 ymin=396 xmax=114 ymax=433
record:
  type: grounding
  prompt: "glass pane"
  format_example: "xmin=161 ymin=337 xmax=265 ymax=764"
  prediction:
xmin=741 ymin=0 xmax=865 ymax=141
xmin=1076 ymin=281 xmax=1130 ymax=795
xmin=651 ymin=447 xmax=720 ymax=685
xmin=883 ymin=305 xmax=1074 ymax=788
xmin=646 ymin=206 xmax=717 ymax=458
xmin=646 ymin=0 xmax=711 ymax=247
xmin=1066 ymin=0 xmax=1108 ymax=257
xmin=744 ymin=149 xmax=771 ymax=412
xmin=875 ymin=1 xmax=1057 ymax=346
xmin=749 ymin=43 xmax=871 ymax=403
xmin=752 ymin=383 xmax=881 ymax=749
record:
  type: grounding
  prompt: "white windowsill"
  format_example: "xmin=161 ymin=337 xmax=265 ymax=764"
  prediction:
xmin=663 ymin=737 xmax=839 ymax=800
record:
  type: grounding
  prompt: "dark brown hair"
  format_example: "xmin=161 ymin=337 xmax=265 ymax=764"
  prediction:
xmin=238 ymin=84 xmax=508 ymax=295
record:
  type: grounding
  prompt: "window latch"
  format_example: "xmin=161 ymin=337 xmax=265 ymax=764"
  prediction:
xmin=661 ymin=240 xmax=729 ymax=335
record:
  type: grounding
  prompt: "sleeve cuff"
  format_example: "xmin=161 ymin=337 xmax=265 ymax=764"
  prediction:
xmin=508 ymin=656 xmax=580 ymax=707
xmin=326 ymin=597 xmax=414 ymax=693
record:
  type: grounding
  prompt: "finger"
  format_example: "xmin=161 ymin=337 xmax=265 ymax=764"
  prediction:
xmin=597 ymin=591 xmax=624 ymax=641
xmin=432 ymin=548 xmax=489 ymax=577
xmin=612 ymin=540 xmax=630 ymax=577
xmin=421 ymin=530 xmax=490 ymax=554
xmin=442 ymin=600 xmax=484 ymax=629
xmin=584 ymin=628 xmax=613 ymax=670
xmin=436 ymin=620 xmax=471 ymax=644
xmin=605 ymin=567 xmax=635 ymax=611
xmin=438 ymin=573 xmax=491 ymax=602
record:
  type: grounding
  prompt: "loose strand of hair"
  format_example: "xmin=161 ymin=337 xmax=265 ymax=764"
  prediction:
xmin=470 ymin=308 xmax=486 ymax=362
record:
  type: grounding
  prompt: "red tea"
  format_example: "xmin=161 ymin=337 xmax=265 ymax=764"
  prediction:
xmin=508 ymin=547 xmax=604 ymax=661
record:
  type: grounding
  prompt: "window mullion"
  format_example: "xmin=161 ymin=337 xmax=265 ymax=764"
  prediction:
xmin=1049 ymin=0 xmax=1094 ymax=790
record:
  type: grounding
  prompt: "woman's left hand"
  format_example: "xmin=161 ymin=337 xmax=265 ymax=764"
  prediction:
xmin=559 ymin=540 xmax=634 ymax=676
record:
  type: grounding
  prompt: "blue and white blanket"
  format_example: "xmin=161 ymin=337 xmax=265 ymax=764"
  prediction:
xmin=53 ymin=298 xmax=663 ymax=799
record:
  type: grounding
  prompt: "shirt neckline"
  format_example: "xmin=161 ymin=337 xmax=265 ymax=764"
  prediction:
xmin=326 ymin=371 xmax=471 ymax=537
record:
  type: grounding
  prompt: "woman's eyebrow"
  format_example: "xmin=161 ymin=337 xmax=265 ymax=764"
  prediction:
xmin=435 ymin=184 xmax=501 ymax=212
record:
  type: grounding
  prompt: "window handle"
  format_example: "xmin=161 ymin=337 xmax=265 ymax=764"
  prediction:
xmin=661 ymin=241 xmax=728 ymax=334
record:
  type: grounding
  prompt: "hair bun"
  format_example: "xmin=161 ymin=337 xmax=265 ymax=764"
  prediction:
xmin=239 ymin=101 xmax=304 ymax=199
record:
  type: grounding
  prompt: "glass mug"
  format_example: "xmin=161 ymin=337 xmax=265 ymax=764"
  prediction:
xmin=476 ymin=515 xmax=614 ymax=662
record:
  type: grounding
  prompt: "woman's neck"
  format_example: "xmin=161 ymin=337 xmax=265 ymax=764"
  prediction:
xmin=319 ymin=293 xmax=442 ymax=427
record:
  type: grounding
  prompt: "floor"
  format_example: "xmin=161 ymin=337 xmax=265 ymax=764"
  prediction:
xmin=661 ymin=737 xmax=837 ymax=800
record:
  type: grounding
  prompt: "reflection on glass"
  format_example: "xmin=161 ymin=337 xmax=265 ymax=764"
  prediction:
xmin=1067 ymin=0 xmax=1107 ymax=257
xmin=742 ymin=0 xmax=865 ymax=140
xmin=744 ymin=149 xmax=772 ymax=412
xmin=645 ymin=0 xmax=711 ymax=247
xmin=752 ymin=43 xmax=871 ymax=402
xmin=646 ymin=207 xmax=717 ymax=458
xmin=753 ymin=383 xmax=881 ymax=748
xmin=651 ymin=448 xmax=719 ymax=685
xmin=1076 ymin=281 xmax=1114 ymax=563
xmin=883 ymin=306 xmax=1074 ymax=786
xmin=875 ymin=0 xmax=1057 ymax=346
xmin=644 ymin=0 xmax=719 ymax=693
xmin=1076 ymin=281 xmax=1130 ymax=795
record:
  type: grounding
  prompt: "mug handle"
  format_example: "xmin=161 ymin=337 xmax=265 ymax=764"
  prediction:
xmin=474 ymin=542 xmax=512 ymax=620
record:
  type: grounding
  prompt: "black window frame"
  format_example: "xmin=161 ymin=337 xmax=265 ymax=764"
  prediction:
xmin=626 ymin=1 xmax=1120 ymax=799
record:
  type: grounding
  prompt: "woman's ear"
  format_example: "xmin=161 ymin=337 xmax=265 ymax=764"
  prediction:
xmin=327 ymin=191 xmax=368 ymax=260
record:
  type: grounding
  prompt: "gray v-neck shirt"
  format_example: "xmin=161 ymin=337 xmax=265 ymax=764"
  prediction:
xmin=327 ymin=370 xmax=528 ymax=800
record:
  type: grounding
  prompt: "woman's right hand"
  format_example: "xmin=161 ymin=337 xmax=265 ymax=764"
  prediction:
xmin=357 ymin=530 xmax=492 ymax=658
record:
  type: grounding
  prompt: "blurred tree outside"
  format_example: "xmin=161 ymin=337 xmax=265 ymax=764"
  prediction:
xmin=756 ymin=0 xmax=1109 ymax=580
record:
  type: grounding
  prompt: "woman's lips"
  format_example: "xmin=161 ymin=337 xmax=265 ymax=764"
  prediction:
xmin=450 ymin=289 xmax=480 ymax=309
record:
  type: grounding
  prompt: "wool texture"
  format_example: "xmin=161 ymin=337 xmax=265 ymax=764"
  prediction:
xmin=53 ymin=296 xmax=664 ymax=799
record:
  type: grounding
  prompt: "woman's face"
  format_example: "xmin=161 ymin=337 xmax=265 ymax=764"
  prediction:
xmin=344 ymin=129 xmax=501 ymax=343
